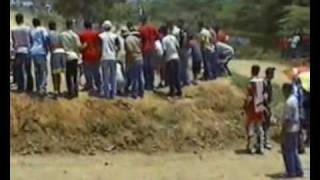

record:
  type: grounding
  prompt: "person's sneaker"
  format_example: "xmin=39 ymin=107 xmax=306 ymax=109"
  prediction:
xmin=247 ymin=148 xmax=255 ymax=155
xmin=264 ymin=143 xmax=272 ymax=150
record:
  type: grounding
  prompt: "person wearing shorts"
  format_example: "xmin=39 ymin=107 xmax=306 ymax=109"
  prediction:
xmin=48 ymin=21 xmax=66 ymax=96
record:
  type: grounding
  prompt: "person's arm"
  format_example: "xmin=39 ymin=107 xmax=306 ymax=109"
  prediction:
xmin=11 ymin=30 xmax=15 ymax=49
xmin=115 ymin=36 xmax=121 ymax=54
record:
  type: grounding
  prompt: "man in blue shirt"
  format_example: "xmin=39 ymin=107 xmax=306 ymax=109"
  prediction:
xmin=281 ymin=83 xmax=303 ymax=178
xmin=30 ymin=18 xmax=49 ymax=96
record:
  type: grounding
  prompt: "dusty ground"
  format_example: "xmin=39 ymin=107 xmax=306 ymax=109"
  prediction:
xmin=11 ymin=147 xmax=309 ymax=180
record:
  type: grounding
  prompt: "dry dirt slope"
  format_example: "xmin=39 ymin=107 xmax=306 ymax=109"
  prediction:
xmin=11 ymin=79 xmax=246 ymax=154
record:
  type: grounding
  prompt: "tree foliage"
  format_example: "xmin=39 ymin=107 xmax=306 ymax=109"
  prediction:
xmin=278 ymin=5 xmax=310 ymax=35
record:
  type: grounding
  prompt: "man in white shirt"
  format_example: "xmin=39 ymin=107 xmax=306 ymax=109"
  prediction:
xmin=161 ymin=26 xmax=182 ymax=97
xmin=99 ymin=20 xmax=120 ymax=99
xmin=281 ymin=83 xmax=303 ymax=178
xmin=11 ymin=13 xmax=33 ymax=92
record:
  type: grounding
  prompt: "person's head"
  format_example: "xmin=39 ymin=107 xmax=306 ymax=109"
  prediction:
xmin=159 ymin=25 xmax=168 ymax=37
xmin=177 ymin=19 xmax=184 ymax=28
xmin=48 ymin=21 xmax=57 ymax=31
xmin=198 ymin=21 xmax=204 ymax=29
xmin=127 ymin=21 xmax=135 ymax=32
xmin=265 ymin=67 xmax=276 ymax=80
xmin=32 ymin=18 xmax=41 ymax=27
xmin=282 ymin=83 xmax=293 ymax=99
xmin=166 ymin=20 xmax=174 ymax=29
xmin=214 ymin=25 xmax=220 ymax=34
xmin=251 ymin=65 xmax=260 ymax=77
xmin=141 ymin=16 xmax=148 ymax=25
xmin=66 ymin=19 xmax=73 ymax=30
xmin=84 ymin=20 xmax=92 ymax=29
xmin=15 ymin=13 xmax=24 ymax=25
xmin=188 ymin=33 xmax=195 ymax=41
xmin=102 ymin=20 xmax=112 ymax=31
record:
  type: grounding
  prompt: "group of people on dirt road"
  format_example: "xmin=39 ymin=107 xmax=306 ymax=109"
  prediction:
xmin=10 ymin=13 xmax=234 ymax=99
xmin=244 ymin=63 xmax=310 ymax=178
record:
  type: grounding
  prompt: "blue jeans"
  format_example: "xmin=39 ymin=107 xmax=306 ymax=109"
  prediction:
xmin=15 ymin=53 xmax=33 ymax=91
xmin=130 ymin=60 xmax=144 ymax=98
xmin=143 ymin=52 xmax=156 ymax=90
xmin=211 ymin=51 xmax=219 ymax=78
xmin=281 ymin=132 xmax=303 ymax=176
xmin=101 ymin=60 xmax=117 ymax=99
xmin=83 ymin=62 xmax=101 ymax=91
xmin=203 ymin=51 xmax=216 ymax=80
xmin=33 ymin=55 xmax=48 ymax=94
xmin=179 ymin=49 xmax=190 ymax=86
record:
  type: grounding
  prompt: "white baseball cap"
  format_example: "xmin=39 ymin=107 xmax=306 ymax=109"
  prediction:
xmin=102 ymin=20 xmax=112 ymax=29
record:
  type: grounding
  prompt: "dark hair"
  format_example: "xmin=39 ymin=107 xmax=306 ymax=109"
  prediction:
xmin=84 ymin=20 xmax=92 ymax=29
xmin=15 ymin=13 xmax=24 ymax=24
xmin=66 ymin=19 xmax=73 ymax=29
xmin=265 ymin=67 xmax=275 ymax=75
xmin=251 ymin=65 xmax=260 ymax=76
xmin=214 ymin=25 xmax=220 ymax=33
xmin=198 ymin=21 xmax=204 ymax=28
xmin=178 ymin=19 xmax=184 ymax=25
xmin=159 ymin=25 xmax=168 ymax=35
xmin=282 ymin=83 xmax=293 ymax=94
xmin=32 ymin=18 xmax=41 ymax=27
xmin=127 ymin=21 xmax=134 ymax=31
xmin=141 ymin=16 xmax=148 ymax=24
xmin=48 ymin=21 xmax=56 ymax=30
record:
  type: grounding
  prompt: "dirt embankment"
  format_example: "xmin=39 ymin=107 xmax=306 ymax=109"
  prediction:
xmin=10 ymin=80 xmax=246 ymax=155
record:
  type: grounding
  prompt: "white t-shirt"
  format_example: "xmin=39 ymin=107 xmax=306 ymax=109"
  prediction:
xmin=162 ymin=34 xmax=180 ymax=61
xmin=291 ymin=35 xmax=301 ymax=49
xmin=99 ymin=31 xmax=118 ymax=61
xmin=282 ymin=94 xmax=300 ymax=132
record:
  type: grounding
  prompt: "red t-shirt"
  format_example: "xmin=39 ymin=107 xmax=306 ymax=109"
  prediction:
xmin=139 ymin=24 xmax=159 ymax=54
xmin=79 ymin=29 xmax=101 ymax=64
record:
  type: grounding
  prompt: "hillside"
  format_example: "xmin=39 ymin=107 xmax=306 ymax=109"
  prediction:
xmin=11 ymin=79 xmax=246 ymax=154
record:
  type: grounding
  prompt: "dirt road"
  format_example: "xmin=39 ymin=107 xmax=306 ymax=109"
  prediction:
xmin=11 ymin=147 xmax=310 ymax=180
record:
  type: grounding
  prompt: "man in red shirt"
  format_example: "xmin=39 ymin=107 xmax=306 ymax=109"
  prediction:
xmin=79 ymin=20 xmax=102 ymax=94
xmin=139 ymin=16 xmax=159 ymax=90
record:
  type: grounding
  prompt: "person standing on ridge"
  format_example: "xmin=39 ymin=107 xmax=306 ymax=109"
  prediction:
xmin=11 ymin=13 xmax=33 ymax=92
xmin=139 ymin=16 xmax=159 ymax=90
xmin=60 ymin=19 xmax=83 ymax=99
xmin=48 ymin=21 xmax=66 ymax=97
xmin=30 ymin=18 xmax=49 ymax=96
xmin=99 ymin=20 xmax=121 ymax=99
xmin=161 ymin=25 xmax=182 ymax=97
xmin=79 ymin=20 xmax=102 ymax=95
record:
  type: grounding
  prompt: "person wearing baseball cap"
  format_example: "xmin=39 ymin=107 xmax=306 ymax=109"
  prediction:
xmin=99 ymin=20 xmax=121 ymax=99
